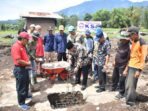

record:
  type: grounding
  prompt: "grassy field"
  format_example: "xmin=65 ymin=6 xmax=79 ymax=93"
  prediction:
xmin=0 ymin=30 xmax=17 ymax=35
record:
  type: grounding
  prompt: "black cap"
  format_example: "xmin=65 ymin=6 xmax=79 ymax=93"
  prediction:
xmin=128 ymin=26 xmax=139 ymax=33
xmin=66 ymin=41 xmax=74 ymax=50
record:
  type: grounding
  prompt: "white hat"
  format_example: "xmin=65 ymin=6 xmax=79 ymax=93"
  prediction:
xmin=30 ymin=24 xmax=35 ymax=28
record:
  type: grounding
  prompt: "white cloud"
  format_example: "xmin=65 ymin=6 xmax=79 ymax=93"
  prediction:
xmin=0 ymin=0 xmax=90 ymax=20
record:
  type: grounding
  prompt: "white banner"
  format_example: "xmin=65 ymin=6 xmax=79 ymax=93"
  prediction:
xmin=77 ymin=21 xmax=102 ymax=32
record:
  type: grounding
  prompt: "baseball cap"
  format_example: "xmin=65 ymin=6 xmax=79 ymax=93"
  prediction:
xmin=94 ymin=27 xmax=103 ymax=41
xmin=59 ymin=25 xmax=64 ymax=30
xmin=117 ymin=31 xmax=130 ymax=40
xmin=32 ymin=32 xmax=40 ymax=38
xmin=19 ymin=32 xmax=30 ymax=40
xmin=85 ymin=29 xmax=91 ymax=35
xmin=30 ymin=24 xmax=35 ymax=28
xmin=48 ymin=26 xmax=53 ymax=31
xmin=128 ymin=26 xmax=139 ymax=33
xmin=68 ymin=25 xmax=75 ymax=32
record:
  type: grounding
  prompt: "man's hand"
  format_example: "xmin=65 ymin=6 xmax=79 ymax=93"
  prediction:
xmin=134 ymin=71 xmax=141 ymax=78
xmin=123 ymin=69 xmax=128 ymax=76
xmin=74 ymin=67 xmax=78 ymax=73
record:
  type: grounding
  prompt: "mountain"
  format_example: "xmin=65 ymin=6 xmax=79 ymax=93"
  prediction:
xmin=58 ymin=0 xmax=148 ymax=16
xmin=0 ymin=19 xmax=18 ymax=24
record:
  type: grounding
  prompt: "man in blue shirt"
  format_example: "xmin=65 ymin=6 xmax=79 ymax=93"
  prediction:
xmin=94 ymin=27 xmax=111 ymax=93
xmin=44 ymin=26 xmax=55 ymax=62
xmin=54 ymin=25 xmax=67 ymax=61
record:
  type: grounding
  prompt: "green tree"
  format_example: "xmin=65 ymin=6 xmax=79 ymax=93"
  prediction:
xmin=92 ymin=9 xmax=111 ymax=27
xmin=57 ymin=14 xmax=69 ymax=27
xmin=84 ymin=13 xmax=92 ymax=21
xmin=109 ymin=8 xmax=130 ymax=28
xmin=69 ymin=15 xmax=79 ymax=26
xmin=143 ymin=7 xmax=148 ymax=29
xmin=17 ymin=19 xmax=25 ymax=30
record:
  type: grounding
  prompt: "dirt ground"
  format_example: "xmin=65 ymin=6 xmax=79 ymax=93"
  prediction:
xmin=0 ymin=39 xmax=148 ymax=111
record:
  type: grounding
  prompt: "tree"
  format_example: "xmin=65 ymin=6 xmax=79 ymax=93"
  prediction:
xmin=17 ymin=19 xmax=25 ymax=30
xmin=84 ymin=13 xmax=92 ymax=21
xmin=109 ymin=8 xmax=130 ymax=28
xmin=69 ymin=15 xmax=79 ymax=26
xmin=92 ymin=9 xmax=110 ymax=27
xmin=143 ymin=7 xmax=148 ymax=29
xmin=57 ymin=14 xmax=69 ymax=27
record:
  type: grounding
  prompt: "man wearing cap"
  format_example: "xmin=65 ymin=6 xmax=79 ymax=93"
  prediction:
xmin=27 ymin=24 xmax=35 ymax=35
xmin=67 ymin=25 xmax=84 ymax=44
xmin=11 ymin=32 xmax=31 ymax=110
xmin=67 ymin=41 xmax=91 ymax=90
xmin=94 ymin=27 xmax=111 ymax=93
xmin=54 ymin=25 xmax=67 ymax=61
xmin=26 ymin=31 xmax=40 ymax=90
xmin=111 ymin=31 xmax=130 ymax=99
xmin=84 ymin=29 xmax=94 ymax=76
xmin=44 ymin=26 xmax=55 ymax=62
xmin=125 ymin=26 xmax=147 ymax=106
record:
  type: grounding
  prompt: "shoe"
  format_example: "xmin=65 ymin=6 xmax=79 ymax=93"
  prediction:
xmin=126 ymin=101 xmax=136 ymax=106
xmin=26 ymin=94 xmax=32 ymax=99
xmin=115 ymin=93 xmax=124 ymax=99
xmin=19 ymin=104 xmax=30 ymax=110
xmin=96 ymin=88 xmax=105 ymax=93
xmin=81 ymin=86 xmax=86 ymax=90
xmin=75 ymin=81 xmax=81 ymax=85
xmin=110 ymin=88 xmax=116 ymax=91
xmin=95 ymin=86 xmax=100 ymax=88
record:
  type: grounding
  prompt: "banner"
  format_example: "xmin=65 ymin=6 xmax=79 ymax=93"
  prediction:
xmin=77 ymin=21 xmax=102 ymax=32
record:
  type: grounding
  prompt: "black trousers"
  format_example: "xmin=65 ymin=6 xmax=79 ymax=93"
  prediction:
xmin=75 ymin=65 xmax=89 ymax=86
xmin=57 ymin=52 xmax=67 ymax=61
xmin=98 ymin=66 xmax=106 ymax=90
xmin=13 ymin=66 xmax=29 ymax=105
xmin=112 ymin=66 xmax=126 ymax=94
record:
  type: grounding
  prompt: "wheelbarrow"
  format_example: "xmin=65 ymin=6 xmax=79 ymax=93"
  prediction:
xmin=41 ymin=61 xmax=70 ymax=81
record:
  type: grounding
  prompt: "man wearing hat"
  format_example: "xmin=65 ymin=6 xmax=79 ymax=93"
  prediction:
xmin=28 ymin=24 xmax=35 ymax=35
xmin=94 ymin=27 xmax=111 ymax=93
xmin=54 ymin=25 xmax=67 ymax=61
xmin=11 ymin=32 xmax=31 ymax=110
xmin=67 ymin=25 xmax=84 ymax=44
xmin=111 ymin=31 xmax=130 ymax=99
xmin=44 ymin=26 xmax=55 ymax=62
xmin=125 ymin=26 xmax=147 ymax=106
xmin=26 ymin=31 xmax=40 ymax=89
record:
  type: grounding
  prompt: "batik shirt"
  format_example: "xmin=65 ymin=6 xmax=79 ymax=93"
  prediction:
xmin=68 ymin=43 xmax=91 ymax=69
xmin=96 ymin=40 xmax=111 ymax=66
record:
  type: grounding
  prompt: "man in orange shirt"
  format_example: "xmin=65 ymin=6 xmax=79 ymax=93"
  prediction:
xmin=11 ymin=32 xmax=31 ymax=110
xmin=125 ymin=26 xmax=147 ymax=106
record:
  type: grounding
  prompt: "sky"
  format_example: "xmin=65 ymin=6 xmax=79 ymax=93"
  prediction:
xmin=0 ymin=0 xmax=148 ymax=20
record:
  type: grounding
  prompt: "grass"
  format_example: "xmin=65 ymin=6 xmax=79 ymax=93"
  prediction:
xmin=0 ymin=30 xmax=17 ymax=36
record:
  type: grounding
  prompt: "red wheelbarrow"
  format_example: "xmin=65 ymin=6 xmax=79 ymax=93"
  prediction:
xmin=41 ymin=61 xmax=70 ymax=81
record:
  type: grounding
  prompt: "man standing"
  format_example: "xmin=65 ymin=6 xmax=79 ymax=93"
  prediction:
xmin=44 ymin=26 xmax=55 ymax=62
xmin=67 ymin=41 xmax=91 ymax=90
xmin=94 ymin=27 xmax=111 ymax=93
xmin=125 ymin=26 xmax=147 ymax=106
xmin=26 ymin=32 xmax=39 ymax=88
xmin=54 ymin=25 xmax=67 ymax=61
xmin=11 ymin=32 xmax=31 ymax=110
xmin=67 ymin=25 xmax=84 ymax=44
xmin=111 ymin=31 xmax=130 ymax=99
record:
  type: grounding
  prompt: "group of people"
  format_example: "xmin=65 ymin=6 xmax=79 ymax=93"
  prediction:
xmin=11 ymin=24 xmax=147 ymax=110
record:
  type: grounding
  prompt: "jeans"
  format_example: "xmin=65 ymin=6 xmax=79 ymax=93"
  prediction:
xmin=28 ymin=59 xmax=37 ymax=85
xmin=112 ymin=66 xmax=126 ymax=94
xmin=94 ymin=64 xmax=99 ymax=80
xmin=98 ymin=66 xmax=106 ymax=90
xmin=125 ymin=67 xmax=138 ymax=103
xmin=13 ymin=66 xmax=29 ymax=105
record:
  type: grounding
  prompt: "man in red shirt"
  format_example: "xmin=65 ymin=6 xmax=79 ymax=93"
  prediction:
xmin=11 ymin=32 xmax=31 ymax=110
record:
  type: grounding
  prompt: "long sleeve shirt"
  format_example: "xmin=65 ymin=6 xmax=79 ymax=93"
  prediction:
xmin=44 ymin=34 xmax=54 ymax=52
xmin=84 ymin=37 xmax=94 ymax=53
xmin=128 ymin=38 xmax=147 ymax=70
xmin=54 ymin=33 xmax=67 ymax=53
xmin=68 ymin=43 xmax=91 ymax=69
